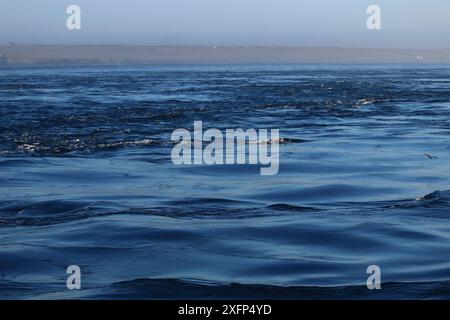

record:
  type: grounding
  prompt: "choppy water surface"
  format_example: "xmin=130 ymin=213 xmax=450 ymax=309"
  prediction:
xmin=0 ymin=64 xmax=449 ymax=299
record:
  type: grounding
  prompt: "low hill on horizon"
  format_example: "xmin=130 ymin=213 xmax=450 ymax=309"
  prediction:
xmin=1 ymin=45 xmax=450 ymax=66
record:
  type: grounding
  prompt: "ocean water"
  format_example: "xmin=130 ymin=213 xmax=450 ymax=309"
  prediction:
xmin=0 ymin=64 xmax=449 ymax=299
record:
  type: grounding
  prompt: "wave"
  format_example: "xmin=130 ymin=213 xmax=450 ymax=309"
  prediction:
xmin=0 ymin=135 xmax=307 ymax=156
xmin=384 ymin=190 xmax=450 ymax=210
xmin=2 ymin=190 xmax=450 ymax=227
xmin=5 ymin=278 xmax=449 ymax=300
xmin=98 ymin=278 xmax=450 ymax=300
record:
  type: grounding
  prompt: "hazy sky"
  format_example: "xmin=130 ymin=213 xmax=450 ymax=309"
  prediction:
xmin=1 ymin=0 xmax=449 ymax=48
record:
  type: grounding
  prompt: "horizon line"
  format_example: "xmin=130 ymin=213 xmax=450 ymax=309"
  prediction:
xmin=1 ymin=44 xmax=450 ymax=51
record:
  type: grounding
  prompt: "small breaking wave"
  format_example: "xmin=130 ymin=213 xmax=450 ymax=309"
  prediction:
xmin=385 ymin=190 xmax=450 ymax=209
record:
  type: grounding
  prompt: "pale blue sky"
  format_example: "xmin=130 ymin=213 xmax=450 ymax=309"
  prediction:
xmin=1 ymin=0 xmax=449 ymax=48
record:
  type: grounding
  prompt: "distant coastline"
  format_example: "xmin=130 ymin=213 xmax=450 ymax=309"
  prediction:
xmin=1 ymin=45 xmax=450 ymax=66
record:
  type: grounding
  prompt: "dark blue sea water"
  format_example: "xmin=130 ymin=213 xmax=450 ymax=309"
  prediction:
xmin=0 ymin=64 xmax=450 ymax=299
